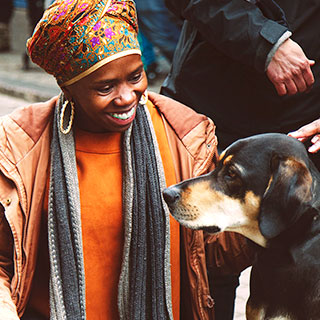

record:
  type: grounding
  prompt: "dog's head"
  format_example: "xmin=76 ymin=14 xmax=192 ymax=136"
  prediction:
xmin=163 ymin=133 xmax=317 ymax=247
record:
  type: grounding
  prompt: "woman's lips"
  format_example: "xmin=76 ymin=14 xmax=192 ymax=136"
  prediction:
xmin=109 ymin=106 xmax=136 ymax=120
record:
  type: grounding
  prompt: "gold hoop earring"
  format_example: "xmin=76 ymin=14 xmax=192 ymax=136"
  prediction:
xmin=60 ymin=100 xmax=75 ymax=134
xmin=139 ymin=90 xmax=148 ymax=105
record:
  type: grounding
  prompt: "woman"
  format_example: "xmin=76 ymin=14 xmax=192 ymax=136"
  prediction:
xmin=0 ymin=0 xmax=252 ymax=319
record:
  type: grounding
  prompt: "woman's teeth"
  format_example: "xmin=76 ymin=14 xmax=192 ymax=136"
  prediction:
xmin=110 ymin=107 xmax=135 ymax=120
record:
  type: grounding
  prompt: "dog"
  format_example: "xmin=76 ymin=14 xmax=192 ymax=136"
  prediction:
xmin=163 ymin=133 xmax=320 ymax=320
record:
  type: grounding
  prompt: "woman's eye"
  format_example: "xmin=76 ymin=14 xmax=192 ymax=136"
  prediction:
xmin=130 ymin=72 xmax=142 ymax=82
xmin=98 ymin=85 xmax=112 ymax=94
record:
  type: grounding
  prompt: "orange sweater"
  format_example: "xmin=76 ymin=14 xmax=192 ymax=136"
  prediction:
xmin=26 ymin=102 xmax=180 ymax=319
xmin=76 ymin=128 xmax=124 ymax=319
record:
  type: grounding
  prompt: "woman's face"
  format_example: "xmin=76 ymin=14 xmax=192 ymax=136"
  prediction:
xmin=63 ymin=54 xmax=148 ymax=133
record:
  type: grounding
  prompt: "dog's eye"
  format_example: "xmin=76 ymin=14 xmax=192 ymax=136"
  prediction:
xmin=225 ymin=166 xmax=237 ymax=180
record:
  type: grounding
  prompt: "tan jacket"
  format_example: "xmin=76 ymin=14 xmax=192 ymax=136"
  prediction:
xmin=0 ymin=92 xmax=252 ymax=319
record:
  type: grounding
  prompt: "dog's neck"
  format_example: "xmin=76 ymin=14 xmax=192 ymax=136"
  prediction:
xmin=256 ymin=207 xmax=320 ymax=266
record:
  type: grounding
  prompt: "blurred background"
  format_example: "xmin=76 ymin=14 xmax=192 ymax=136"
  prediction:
xmin=0 ymin=0 xmax=173 ymax=107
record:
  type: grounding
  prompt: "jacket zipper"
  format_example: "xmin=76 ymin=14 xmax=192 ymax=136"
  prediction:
xmin=192 ymin=137 xmax=217 ymax=319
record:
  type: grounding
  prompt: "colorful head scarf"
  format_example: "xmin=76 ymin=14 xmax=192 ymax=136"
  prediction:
xmin=27 ymin=0 xmax=141 ymax=86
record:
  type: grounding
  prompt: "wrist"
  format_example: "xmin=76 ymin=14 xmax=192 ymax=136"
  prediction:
xmin=265 ymin=31 xmax=292 ymax=71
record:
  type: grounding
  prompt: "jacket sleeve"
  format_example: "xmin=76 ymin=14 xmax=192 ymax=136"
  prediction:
xmin=167 ymin=0 xmax=289 ymax=72
xmin=0 ymin=204 xmax=19 ymax=319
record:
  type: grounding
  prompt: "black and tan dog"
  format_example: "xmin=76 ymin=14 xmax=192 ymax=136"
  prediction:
xmin=163 ymin=133 xmax=320 ymax=320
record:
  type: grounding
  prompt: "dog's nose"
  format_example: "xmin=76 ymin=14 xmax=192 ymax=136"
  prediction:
xmin=163 ymin=186 xmax=181 ymax=205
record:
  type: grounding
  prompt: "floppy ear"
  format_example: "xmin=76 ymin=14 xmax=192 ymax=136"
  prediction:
xmin=259 ymin=155 xmax=313 ymax=239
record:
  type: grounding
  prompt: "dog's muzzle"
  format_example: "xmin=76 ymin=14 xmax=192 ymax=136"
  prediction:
xmin=163 ymin=186 xmax=181 ymax=209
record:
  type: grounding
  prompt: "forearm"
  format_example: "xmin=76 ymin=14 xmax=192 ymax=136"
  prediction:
xmin=182 ymin=0 xmax=288 ymax=72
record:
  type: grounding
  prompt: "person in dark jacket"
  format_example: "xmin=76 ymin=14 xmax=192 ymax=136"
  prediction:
xmin=160 ymin=0 xmax=320 ymax=318
xmin=161 ymin=0 xmax=319 ymax=151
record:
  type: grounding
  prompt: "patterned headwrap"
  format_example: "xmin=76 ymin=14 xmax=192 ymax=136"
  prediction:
xmin=27 ymin=0 xmax=141 ymax=86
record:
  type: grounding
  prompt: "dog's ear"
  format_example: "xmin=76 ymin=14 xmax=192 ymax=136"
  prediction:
xmin=259 ymin=154 xmax=313 ymax=239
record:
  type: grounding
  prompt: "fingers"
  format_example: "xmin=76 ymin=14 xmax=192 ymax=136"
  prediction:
xmin=290 ymin=119 xmax=320 ymax=138
xmin=278 ymin=62 xmax=314 ymax=96
xmin=285 ymin=78 xmax=301 ymax=96
xmin=275 ymin=77 xmax=307 ymax=96
xmin=293 ymin=72 xmax=307 ymax=93
xmin=288 ymin=132 xmax=307 ymax=142
xmin=308 ymin=134 xmax=320 ymax=153
xmin=288 ymin=118 xmax=320 ymax=153
xmin=270 ymin=70 xmax=309 ymax=96
xmin=274 ymin=82 xmax=287 ymax=96
xmin=309 ymin=59 xmax=316 ymax=67
xmin=301 ymin=60 xmax=315 ymax=89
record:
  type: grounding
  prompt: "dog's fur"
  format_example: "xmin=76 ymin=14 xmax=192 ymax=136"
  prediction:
xmin=163 ymin=133 xmax=320 ymax=320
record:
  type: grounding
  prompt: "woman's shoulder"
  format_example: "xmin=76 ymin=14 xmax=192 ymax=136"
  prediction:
xmin=147 ymin=91 xmax=215 ymax=140
xmin=1 ymin=96 xmax=57 ymax=142
xmin=147 ymin=92 xmax=218 ymax=177
xmin=0 ymin=96 xmax=57 ymax=164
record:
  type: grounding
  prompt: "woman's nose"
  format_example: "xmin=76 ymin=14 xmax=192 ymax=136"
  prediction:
xmin=114 ymin=84 xmax=136 ymax=106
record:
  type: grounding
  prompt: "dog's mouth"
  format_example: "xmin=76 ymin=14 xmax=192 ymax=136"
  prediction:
xmin=201 ymin=226 xmax=221 ymax=234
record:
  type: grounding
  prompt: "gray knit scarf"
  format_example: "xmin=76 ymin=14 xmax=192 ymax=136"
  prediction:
xmin=48 ymin=95 xmax=173 ymax=320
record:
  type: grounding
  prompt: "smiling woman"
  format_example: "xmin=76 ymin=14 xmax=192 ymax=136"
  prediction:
xmin=0 ymin=1 xmax=254 ymax=320
xmin=63 ymin=54 xmax=147 ymax=133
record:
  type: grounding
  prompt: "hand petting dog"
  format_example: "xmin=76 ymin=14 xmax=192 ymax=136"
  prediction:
xmin=289 ymin=118 xmax=320 ymax=153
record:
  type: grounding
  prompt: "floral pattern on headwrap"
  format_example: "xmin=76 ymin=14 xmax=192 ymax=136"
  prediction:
xmin=27 ymin=0 xmax=140 ymax=86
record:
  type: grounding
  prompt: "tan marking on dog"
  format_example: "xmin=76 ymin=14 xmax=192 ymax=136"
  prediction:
xmin=178 ymin=180 xmax=217 ymax=220
xmin=218 ymin=150 xmax=226 ymax=161
xmin=243 ymin=191 xmax=261 ymax=219
xmin=246 ymin=302 xmax=292 ymax=319
xmin=283 ymin=158 xmax=313 ymax=202
xmin=223 ymin=154 xmax=233 ymax=165
xmin=263 ymin=176 xmax=273 ymax=197
xmin=227 ymin=191 xmax=267 ymax=247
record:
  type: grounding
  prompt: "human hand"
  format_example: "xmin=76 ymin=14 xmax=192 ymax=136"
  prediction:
xmin=288 ymin=118 xmax=320 ymax=153
xmin=266 ymin=38 xmax=315 ymax=96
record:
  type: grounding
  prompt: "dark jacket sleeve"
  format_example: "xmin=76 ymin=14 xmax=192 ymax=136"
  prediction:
xmin=165 ymin=0 xmax=289 ymax=72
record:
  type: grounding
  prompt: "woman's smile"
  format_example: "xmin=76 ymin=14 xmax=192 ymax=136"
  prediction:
xmin=109 ymin=106 xmax=136 ymax=120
